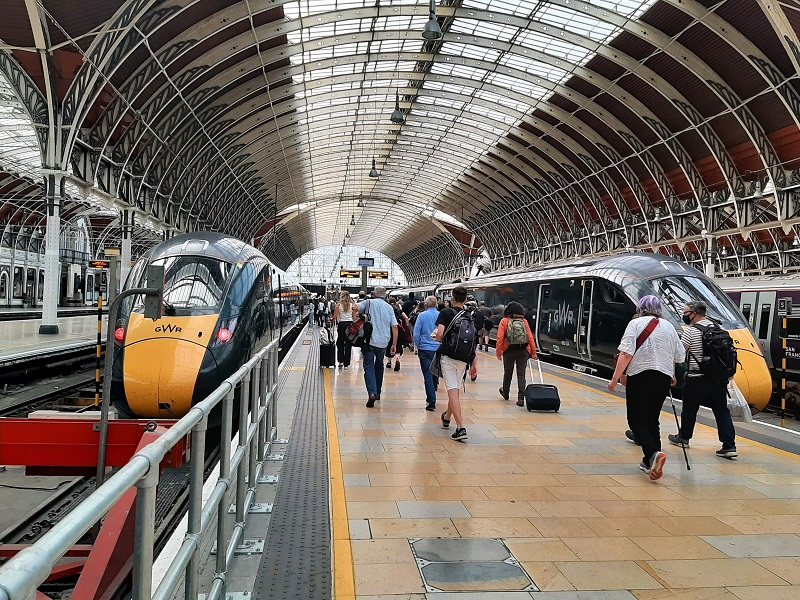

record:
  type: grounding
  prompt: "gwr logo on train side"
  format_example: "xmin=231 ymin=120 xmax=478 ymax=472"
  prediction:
xmin=155 ymin=323 xmax=183 ymax=333
xmin=549 ymin=302 xmax=575 ymax=330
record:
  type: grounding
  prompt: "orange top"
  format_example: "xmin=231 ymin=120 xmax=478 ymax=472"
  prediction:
xmin=496 ymin=316 xmax=537 ymax=359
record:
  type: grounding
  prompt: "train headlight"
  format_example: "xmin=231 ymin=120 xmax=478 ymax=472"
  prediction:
xmin=216 ymin=328 xmax=232 ymax=344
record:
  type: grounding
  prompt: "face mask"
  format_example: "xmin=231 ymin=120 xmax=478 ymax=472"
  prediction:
xmin=682 ymin=314 xmax=692 ymax=325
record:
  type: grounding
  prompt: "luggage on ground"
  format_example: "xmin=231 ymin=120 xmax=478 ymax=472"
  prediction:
xmin=525 ymin=359 xmax=560 ymax=412
xmin=320 ymin=325 xmax=336 ymax=367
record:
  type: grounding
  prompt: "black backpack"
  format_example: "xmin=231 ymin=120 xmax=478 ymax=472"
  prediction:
xmin=442 ymin=309 xmax=478 ymax=364
xmin=693 ymin=323 xmax=738 ymax=382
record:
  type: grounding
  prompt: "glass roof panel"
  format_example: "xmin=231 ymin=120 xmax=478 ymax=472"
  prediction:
xmin=278 ymin=0 xmax=658 ymax=250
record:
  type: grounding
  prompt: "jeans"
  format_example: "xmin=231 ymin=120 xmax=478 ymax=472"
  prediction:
xmin=502 ymin=346 xmax=529 ymax=399
xmin=418 ymin=349 xmax=439 ymax=406
xmin=626 ymin=370 xmax=670 ymax=466
xmin=680 ymin=375 xmax=736 ymax=448
xmin=336 ymin=322 xmax=352 ymax=367
xmin=362 ymin=345 xmax=385 ymax=397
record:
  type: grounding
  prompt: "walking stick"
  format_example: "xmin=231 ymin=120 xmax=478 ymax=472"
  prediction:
xmin=669 ymin=393 xmax=690 ymax=470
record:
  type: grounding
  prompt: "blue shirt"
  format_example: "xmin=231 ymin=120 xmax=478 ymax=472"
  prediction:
xmin=358 ymin=299 xmax=397 ymax=348
xmin=413 ymin=307 xmax=441 ymax=352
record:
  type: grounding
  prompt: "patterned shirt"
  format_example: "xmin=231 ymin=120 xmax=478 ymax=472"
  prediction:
xmin=618 ymin=316 xmax=685 ymax=377
xmin=681 ymin=318 xmax=713 ymax=373
xmin=358 ymin=299 xmax=397 ymax=348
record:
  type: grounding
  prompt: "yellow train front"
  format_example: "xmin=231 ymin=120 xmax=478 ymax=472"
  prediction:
xmin=110 ymin=232 xmax=307 ymax=419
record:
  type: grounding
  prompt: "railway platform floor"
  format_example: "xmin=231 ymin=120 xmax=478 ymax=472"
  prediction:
xmin=321 ymin=340 xmax=800 ymax=599
xmin=0 ymin=315 xmax=103 ymax=361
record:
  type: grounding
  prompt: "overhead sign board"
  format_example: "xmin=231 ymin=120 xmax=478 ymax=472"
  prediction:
xmin=89 ymin=260 xmax=111 ymax=269
xmin=369 ymin=270 xmax=389 ymax=279
xmin=103 ymin=247 xmax=121 ymax=257
xmin=778 ymin=297 xmax=792 ymax=317
xmin=340 ymin=269 xmax=361 ymax=279
xmin=357 ymin=257 xmax=374 ymax=267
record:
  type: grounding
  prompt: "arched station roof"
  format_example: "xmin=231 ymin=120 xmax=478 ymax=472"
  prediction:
xmin=1 ymin=1 xmax=800 ymax=283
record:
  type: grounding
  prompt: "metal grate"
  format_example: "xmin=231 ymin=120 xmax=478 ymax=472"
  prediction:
xmin=253 ymin=331 xmax=331 ymax=600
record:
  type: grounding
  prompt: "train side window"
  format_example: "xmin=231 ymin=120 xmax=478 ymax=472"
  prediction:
xmin=741 ymin=303 xmax=751 ymax=323
xmin=758 ymin=303 xmax=771 ymax=339
xmin=602 ymin=282 xmax=626 ymax=304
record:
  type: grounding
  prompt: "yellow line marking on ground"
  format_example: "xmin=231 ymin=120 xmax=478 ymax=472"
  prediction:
xmin=325 ymin=369 xmax=355 ymax=600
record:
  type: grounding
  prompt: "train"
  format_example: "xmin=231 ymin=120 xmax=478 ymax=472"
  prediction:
xmin=110 ymin=232 xmax=309 ymax=419
xmin=396 ymin=253 xmax=772 ymax=411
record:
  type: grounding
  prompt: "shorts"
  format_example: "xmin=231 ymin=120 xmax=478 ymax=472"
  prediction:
xmin=440 ymin=355 xmax=467 ymax=391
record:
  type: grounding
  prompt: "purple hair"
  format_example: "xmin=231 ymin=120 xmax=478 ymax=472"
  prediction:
xmin=637 ymin=295 xmax=663 ymax=317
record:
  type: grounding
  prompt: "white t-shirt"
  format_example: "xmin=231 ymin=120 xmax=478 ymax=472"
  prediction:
xmin=337 ymin=302 xmax=354 ymax=322
xmin=617 ymin=316 xmax=685 ymax=377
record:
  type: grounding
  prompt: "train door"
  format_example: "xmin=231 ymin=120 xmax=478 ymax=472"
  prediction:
xmin=576 ymin=279 xmax=594 ymax=359
xmin=753 ymin=291 xmax=776 ymax=365
xmin=535 ymin=283 xmax=549 ymax=355
xmin=739 ymin=292 xmax=757 ymax=330
xmin=538 ymin=278 xmax=581 ymax=359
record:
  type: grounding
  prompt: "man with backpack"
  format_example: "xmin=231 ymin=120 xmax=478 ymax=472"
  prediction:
xmin=434 ymin=285 xmax=478 ymax=442
xmin=668 ymin=301 xmax=738 ymax=458
xmin=402 ymin=292 xmax=418 ymax=317
xmin=358 ymin=286 xmax=398 ymax=408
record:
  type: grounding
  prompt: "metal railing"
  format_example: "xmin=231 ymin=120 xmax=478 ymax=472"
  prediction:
xmin=0 ymin=337 xmax=281 ymax=600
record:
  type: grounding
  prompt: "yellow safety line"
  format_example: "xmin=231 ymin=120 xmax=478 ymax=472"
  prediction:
xmin=325 ymin=369 xmax=356 ymax=600
xmin=543 ymin=370 xmax=800 ymax=463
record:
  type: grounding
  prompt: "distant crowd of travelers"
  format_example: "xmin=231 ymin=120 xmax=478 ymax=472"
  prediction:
xmin=312 ymin=286 xmax=739 ymax=481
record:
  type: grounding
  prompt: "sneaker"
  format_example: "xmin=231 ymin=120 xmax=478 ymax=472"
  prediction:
xmin=425 ymin=403 xmax=436 ymax=412
xmin=516 ymin=398 xmax=525 ymax=407
xmin=716 ymin=446 xmax=738 ymax=459
xmin=668 ymin=434 xmax=690 ymax=448
xmin=441 ymin=411 xmax=451 ymax=429
xmin=344 ymin=366 xmax=349 ymax=370
xmin=366 ymin=394 xmax=377 ymax=408
xmin=394 ymin=362 xmax=400 ymax=372
xmin=451 ymin=427 xmax=468 ymax=442
xmin=386 ymin=362 xmax=392 ymax=369
xmin=499 ymin=387 xmax=509 ymax=401
xmin=638 ymin=461 xmax=651 ymax=474
xmin=625 ymin=430 xmax=641 ymax=446
xmin=649 ymin=451 xmax=667 ymax=481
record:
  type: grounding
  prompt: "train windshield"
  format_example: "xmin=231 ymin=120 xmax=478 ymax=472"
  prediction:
xmin=130 ymin=255 xmax=231 ymax=313
xmin=650 ymin=276 xmax=747 ymax=330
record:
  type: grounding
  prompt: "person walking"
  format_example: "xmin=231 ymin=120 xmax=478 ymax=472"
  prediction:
xmin=495 ymin=301 xmax=537 ymax=407
xmin=402 ymin=292 xmax=418 ymax=316
xmin=608 ymin=295 xmax=685 ymax=481
xmin=434 ymin=285 xmax=478 ymax=442
xmin=478 ymin=301 xmax=494 ymax=352
xmin=413 ymin=295 xmax=440 ymax=411
xmin=386 ymin=298 xmax=411 ymax=372
xmin=333 ymin=290 xmax=357 ymax=369
xmin=358 ymin=286 xmax=398 ymax=407
xmin=668 ymin=301 xmax=738 ymax=458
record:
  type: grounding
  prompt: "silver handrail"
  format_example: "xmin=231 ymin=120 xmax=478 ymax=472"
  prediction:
xmin=0 ymin=337 xmax=281 ymax=600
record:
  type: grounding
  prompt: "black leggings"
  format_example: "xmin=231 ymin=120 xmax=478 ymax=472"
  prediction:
xmin=336 ymin=322 xmax=352 ymax=366
xmin=626 ymin=370 xmax=671 ymax=466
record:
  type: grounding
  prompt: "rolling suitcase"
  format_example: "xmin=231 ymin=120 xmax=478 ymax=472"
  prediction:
xmin=525 ymin=360 xmax=560 ymax=412
xmin=320 ymin=326 xmax=336 ymax=368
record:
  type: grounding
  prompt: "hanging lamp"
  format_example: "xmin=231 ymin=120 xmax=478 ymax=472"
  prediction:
xmin=391 ymin=92 xmax=405 ymax=124
xmin=422 ymin=0 xmax=443 ymax=40
xmin=369 ymin=157 xmax=379 ymax=178
xmin=350 ymin=214 xmax=356 ymax=226
xmin=357 ymin=195 xmax=365 ymax=208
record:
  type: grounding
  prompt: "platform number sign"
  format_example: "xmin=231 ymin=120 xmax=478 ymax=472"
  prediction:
xmin=778 ymin=297 xmax=792 ymax=317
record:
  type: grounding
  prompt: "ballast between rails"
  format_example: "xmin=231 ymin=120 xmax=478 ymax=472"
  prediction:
xmin=0 ymin=337 xmax=281 ymax=600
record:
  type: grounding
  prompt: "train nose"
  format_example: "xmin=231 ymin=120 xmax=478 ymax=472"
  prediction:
xmin=123 ymin=338 xmax=219 ymax=418
xmin=729 ymin=329 xmax=772 ymax=412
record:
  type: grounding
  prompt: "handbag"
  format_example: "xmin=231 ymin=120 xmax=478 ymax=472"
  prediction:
xmin=347 ymin=300 xmax=373 ymax=347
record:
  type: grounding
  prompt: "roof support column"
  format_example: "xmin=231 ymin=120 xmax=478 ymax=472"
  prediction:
xmin=39 ymin=171 xmax=65 ymax=334
xmin=120 ymin=208 xmax=134 ymax=288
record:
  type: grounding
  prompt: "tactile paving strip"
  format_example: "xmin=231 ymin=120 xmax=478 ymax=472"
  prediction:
xmin=253 ymin=329 xmax=331 ymax=600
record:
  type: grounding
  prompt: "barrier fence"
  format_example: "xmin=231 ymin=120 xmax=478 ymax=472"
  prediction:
xmin=0 ymin=337 xmax=281 ymax=600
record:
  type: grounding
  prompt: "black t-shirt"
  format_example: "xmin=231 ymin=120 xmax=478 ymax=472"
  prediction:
xmin=402 ymin=299 xmax=417 ymax=316
xmin=435 ymin=307 xmax=457 ymax=330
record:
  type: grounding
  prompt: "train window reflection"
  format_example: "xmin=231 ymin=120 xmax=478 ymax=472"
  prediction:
xmin=132 ymin=257 xmax=230 ymax=312
xmin=651 ymin=276 xmax=746 ymax=329
xmin=758 ymin=304 xmax=771 ymax=339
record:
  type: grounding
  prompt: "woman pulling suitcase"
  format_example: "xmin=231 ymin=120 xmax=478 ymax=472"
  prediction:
xmin=495 ymin=301 xmax=537 ymax=406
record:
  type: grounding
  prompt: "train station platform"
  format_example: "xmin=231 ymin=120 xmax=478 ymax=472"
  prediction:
xmin=0 ymin=307 xmax=106 ymax=322
xmin=317 ymin=339 xmax=800 ymax=599
xmin=0 ymin=315 xmax=103 ymax=364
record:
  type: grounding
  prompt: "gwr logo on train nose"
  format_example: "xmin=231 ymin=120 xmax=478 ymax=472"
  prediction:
xmin=155 ymin=323 xmax=183 ymax=333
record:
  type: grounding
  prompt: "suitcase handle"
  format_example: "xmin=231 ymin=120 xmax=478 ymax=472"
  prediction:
xmin=528 ymin=359 xmax=545 ymax=385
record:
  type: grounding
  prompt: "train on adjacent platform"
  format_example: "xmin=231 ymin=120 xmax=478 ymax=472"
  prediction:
xmin=110 ymin=232 xmax=309 ymax=419
xmin=397 ymin=254 xmax=772 ymax=411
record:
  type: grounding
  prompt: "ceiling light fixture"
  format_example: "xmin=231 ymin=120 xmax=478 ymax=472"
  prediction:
xmin=369 ymin=157 xmax=379 ymax=178
xmin=391 ymin=92 xmax=405 ymax=124
xmin=357 ymin=195 xmax=365 ymax=208
xmin=422 ymin=0 xmax=443 ymax=40
xmin=350 ymin=214 xmax=356 ymax=226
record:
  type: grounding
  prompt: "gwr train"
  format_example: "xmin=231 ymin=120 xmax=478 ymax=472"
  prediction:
xmin=110 ymin=232 xmax=309 ymax=419
xmin=420 ymin=254 xmax=771 ymax=411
